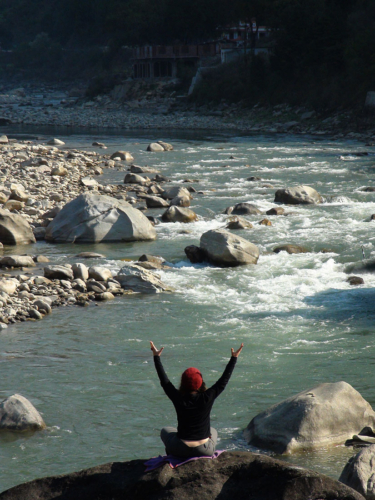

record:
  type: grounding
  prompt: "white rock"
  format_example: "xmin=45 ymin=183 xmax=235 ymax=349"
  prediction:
xmin=0 ymin=394 xmax=46 ymax=431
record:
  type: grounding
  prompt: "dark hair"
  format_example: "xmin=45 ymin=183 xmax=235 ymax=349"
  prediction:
xmin=179 ymin=379 xmax=207 ymax=395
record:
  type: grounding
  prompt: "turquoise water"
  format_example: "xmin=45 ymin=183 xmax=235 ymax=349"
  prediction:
xmin=1 ymin=130 xmax=375 ymax=491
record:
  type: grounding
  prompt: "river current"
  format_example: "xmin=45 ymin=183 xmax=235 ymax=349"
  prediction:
xmin=1 ymin=129 xmax=375 ymax=492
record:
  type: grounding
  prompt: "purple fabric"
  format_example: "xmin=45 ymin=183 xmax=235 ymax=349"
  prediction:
xmin=144 ymin=450 xmax=225 ymax=472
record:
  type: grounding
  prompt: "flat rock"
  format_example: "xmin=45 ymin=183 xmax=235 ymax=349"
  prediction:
xmin=75 ymin=252 xmax=105 ymax=259
xmin=245 ymin=381 xmax=375 ymax=454
xmin=45 ymin=193 xmax=156 ymax=243
xmin=44 ymin=265 xmax=74 ymax=280
xmin=0 ymin=255 xmax=35 ymax=268
xmin=200 ymin=229 xmax=259 ymax=267
xmin=0 ymin=451 xmax=364 ymax=500
xmin=0 ymin=394 xmax=46 ymax=432
xmin=274 ymin=185 xmax=323 ymax=205
xmin=116 ymin=265 xmax=174 ymax=294
xmin=0 ymin=210 xmax=36 ymax=245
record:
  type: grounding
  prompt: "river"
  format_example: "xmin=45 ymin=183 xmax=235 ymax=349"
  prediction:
xmin=1 ymin=128 xmax=375 ymax=492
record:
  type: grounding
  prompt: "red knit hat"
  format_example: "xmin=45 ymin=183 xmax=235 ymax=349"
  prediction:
xmin=181 ymin=367 xmax=203 ymax=392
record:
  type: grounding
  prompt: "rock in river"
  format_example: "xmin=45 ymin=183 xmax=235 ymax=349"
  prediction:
xmin=115 ymin=265 xmax=174 ymax=294
xmin=200 ymin=229 xmax=259 ymax=267
xmin=0 ymin=394 xmax=46 ymax=432
xmin=244 ymin=381 xmax=375 ymax=454
xmin=274 ymin=185 xmax=323 ymax=205
xmin=339 ymin=444 xmax=375 ymax=499
xmin=45 ymin=193 xmax=156 ymax=243
xmin=161 ymin=206 xmax=197 ymax=223
xmin=0 ymin=451 xmax=364 ymax=500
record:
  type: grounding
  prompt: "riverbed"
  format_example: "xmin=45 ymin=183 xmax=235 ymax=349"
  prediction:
xmin=1 ymin=128 xmax=375 ymax=492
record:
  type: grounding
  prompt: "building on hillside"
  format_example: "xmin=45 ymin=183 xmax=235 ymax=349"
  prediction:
xmin=132 ymin=43 xmax=219 ymax=79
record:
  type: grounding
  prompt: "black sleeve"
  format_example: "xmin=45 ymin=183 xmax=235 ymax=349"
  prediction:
xmin=153 ymin=356 xmax=178 ymax=400
xmin=206 ymin=356 xmax=237 ymax=399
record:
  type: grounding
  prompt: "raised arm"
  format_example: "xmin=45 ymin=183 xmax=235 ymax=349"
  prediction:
xmin=207 ymin=343 xmax=244 ymax=398
xmin=150 ymin=341 xmax=177 ymax=399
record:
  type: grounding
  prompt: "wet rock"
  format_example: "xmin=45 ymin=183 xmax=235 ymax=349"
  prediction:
xmin=146 ymin=142 xmax=164 ymax=152
xmin=88 ymin=266 xmax=112 ymax=281
xmin=32 ymin=255 xmax=50 ymax=263
xmin=44 ymin=265 xmax=74 ymax=280
xmin=275 ymin=185 xmax=323 ymax=205
xmin=339 ymin=444 xmax=375 ymax=499
xmin=0 ymin=210 xmax=36 ymax=245
xmin=245 ymin=381 xmax=375 ymax=454
xmin=0 ymin=394 xmax=46 ymax=432
xmin=0 ymin=255 xmax=35 ymax=268
xmin=110 ymin=151 xmax=134 ymax=161
xmin=130 ymin=165 xmax=159 ymax=174
xmin=259 ymin=218 xmax=272 ymax=226
xmin=200 ymin=229 xmax=259 ymax=267
xmin=266 ymin=207 xmax=285 ymax=216
xmin=138 ymin=254 xmax=165 ymax=266
xmin=33 ymin=227 xmax=46 ymax=240
xmin=347 ymin=276 xmax=364 ymax=286
xmin=157 ymin=140 xmax=173 ymax=151
xmin=0 ymin=451 xmax=363 ymax=500
xmin=153 ymin=174 xmax=171 ymax=183
xmin=226 ymin=216 xmax=253 ymax=230
xmin=29 ymin=308 xmax=43 ymax=320
xmin=75 ymin=252 xmax=105 ymax=259
xmin=45 ymin=193 xmax=156 ymax=243
xmin=230 ymin=203 xmax=261 ymax=216
xmin=273 ymin=245 xmax=308 ymax=254
xmin=247 ymin=176 xmax=262 ymax=181
xmin=94 ymin=292 xmax=115 ymax=301
xmin=184 ymin=245 xmax=207 ymax=264
xmin=360 ymin=187 xmax=375 ymax=192
xmin=116 ymin=265 xmax=174 ymax=294
xmin=161 ymin=206 xmax=197 ymax=223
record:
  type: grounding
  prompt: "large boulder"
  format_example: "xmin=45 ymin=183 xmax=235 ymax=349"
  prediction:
xmin=339 ymin=444 xmax=375 ymax=499
xmin=44 ymin=265 xmax=74 ymax=280
xmin=200 ymin=229 xmax=259 ymax=267
xmin=245 ymin=381 xmax=375 ymax=454
xmin=161 ymin=186 xmax=191 ymax=200
xmin=146 ymin=142 xmax=165 ymax=152
xmin=0 ymin=394 xmax=46 ymax=432
xmin=115 ymin=265 xmax=174 ymax=294
xmin=0 ymin=209 xmax=36 ymax=245
xmin=162 ymin=206 xmax=197 ymax=223
xmin=274 ymin=185 xmax=323 ymax=205
xmin=0 ymin=451 xmax=364 ymax=500
xmin=45 ymin=193 xmax=156 ymax=243
xmin=0 ymin=255 xmax=35 ymax=268
xmin=231 ymin=203 xmax=261 ymax=215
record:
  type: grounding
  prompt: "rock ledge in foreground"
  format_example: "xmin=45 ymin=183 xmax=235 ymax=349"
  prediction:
xmin=0 ymin=451 xmax=364 ymax=500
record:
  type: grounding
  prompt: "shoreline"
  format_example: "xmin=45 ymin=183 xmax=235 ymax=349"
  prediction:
xmin=1 ymin=81 xmax=374 ymax=143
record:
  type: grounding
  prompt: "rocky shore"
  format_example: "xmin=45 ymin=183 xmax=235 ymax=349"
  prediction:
xmin=1 ymin=81 xmax=375 ymax=142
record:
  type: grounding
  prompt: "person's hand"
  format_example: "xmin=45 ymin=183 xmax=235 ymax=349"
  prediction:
xmin=231 ymin=343 xmax=244 ymax=358
xmin=150 ymin=341 xmax=164 ymax=356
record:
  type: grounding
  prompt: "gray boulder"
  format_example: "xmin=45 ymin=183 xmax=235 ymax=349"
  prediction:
xmin=273 ymin=245 xmax=309 ymax=254
xmin=88 ymin=266 xmax=112 ymax=281
xmin=340 ymin=444 xmax=375 ymax=499
xmin=161 ymin=206 xmax=197 ymax=223
xmin=0 ymin=255 xmax=35 ymax=267
xmin=72 ymin=263 xmax=89 ymax=281
xmin=200 ymin=229 xmax=259 ymax=267
xmin=0 ymin=451 xmax=364 ymax=500
xmin=226 ymin=216 xmax=253 ymax=230
xmin=115 ymin=265 xmax=174 ymax=294
xmin=245 ymin=381 xmax=375 ymax=454
xmin=44 ymin=265 xmax=74 ymax=280
xmin=141 ymin=195 xmax=169 ymax=208
xmin=157 ymin=140 xmax=173 ymax=151
xmin=0 ymin=394 xmax=46 ymax=432
xmin=231 ymin=203 xmax=261 ymax=215
xmin=170 ymin=195 xmax=191 ymax=207
xmin=124 ymin=173 xmax=149 ymax=185
xmin=45 ymin=193 xmax=156 ymax=243
xmin=274 ymin=185 xmax=323 ymax=205
xmin=161 ymin=186 xmax=191 ymax=200
xmin=0 ymin=209 xmax=36 ymax=245
xmin=110 ymin=151 xmax=134 ymax=161
xmin=146 ymin=142 xmax=164 ymax=152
